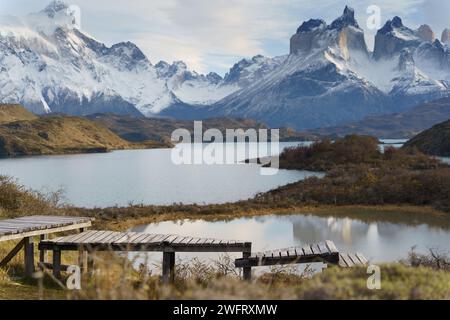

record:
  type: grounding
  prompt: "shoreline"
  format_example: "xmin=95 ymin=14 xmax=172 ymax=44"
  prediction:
xmin=72 ymin=204 xmax=449 ymax=231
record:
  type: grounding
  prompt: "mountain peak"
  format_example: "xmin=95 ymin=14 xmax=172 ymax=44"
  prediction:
xmin=329 ymin=6 xmax=359 ymax=30
xmin=297 ymin=19 xmax=326 ymax=33
xmin=442 ymin=29 xmax=450 ymax=43
xmin=378 ymin=16 xmax=406 ymax=35
xmin=42 ymin=0 xmax=69 ymax=18
xmin=416 ymin=24 xmax=435 ymax=42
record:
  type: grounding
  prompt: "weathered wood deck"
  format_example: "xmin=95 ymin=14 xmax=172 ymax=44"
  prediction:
xmin=0 ymin=216 xmax=93 ymax=276
xmin=0 ymin=216 xmax=93 ymax=241
xmin=338 ymin=252 xmax=368 ymax=267
xmin=235 ymin=240 xmax=368 ymax=276
xmin=39 ymin=230 xmax=252 ymax=283
xmin=235 ymin=240 xmax=340 ymax=268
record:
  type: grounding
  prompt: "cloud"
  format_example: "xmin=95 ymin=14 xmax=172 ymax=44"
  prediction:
xmin=0 ymin=0 xmax=436 ymax=74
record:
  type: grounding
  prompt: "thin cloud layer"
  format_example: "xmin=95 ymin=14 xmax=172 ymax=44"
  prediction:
xmin=0 ymin=0 xmax=445 ymax=74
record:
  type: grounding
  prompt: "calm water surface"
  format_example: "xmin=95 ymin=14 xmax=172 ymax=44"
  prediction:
xmin=0 ymin=142 xmax=321 ymax=208
xmin=131 ymin=214 xmax=450 ymax=269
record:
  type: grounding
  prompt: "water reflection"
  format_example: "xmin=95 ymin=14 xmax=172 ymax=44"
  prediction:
xmin=131 ymin=213 xmax=450 ymax=271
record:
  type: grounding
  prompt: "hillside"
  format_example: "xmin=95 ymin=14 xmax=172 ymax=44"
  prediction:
xmin=404 ymin=120 xmax=450 ymax=156
xmin=308 ymin=98 xmax=450 ymax=139
xmin=86 ymin=114 xmax=316 ymax=143
xmin=0 ymin=104 xmax=38 ymax=124
xmin=0 ymin=114 xmax=168 ymax=157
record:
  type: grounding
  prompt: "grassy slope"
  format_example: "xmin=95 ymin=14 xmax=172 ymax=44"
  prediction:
xmin=0 ymin=105 xmax=171 ymax=157
xmin=0 ymin=116 xmax=136 ymax=156
xmin=0 ymin=104 xmax=37 ymax=124
xmin=404 ymin=120 xmax=450 ymax=157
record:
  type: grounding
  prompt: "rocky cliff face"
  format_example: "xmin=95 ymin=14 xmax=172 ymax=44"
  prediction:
xmin=373 ymin=17 xmax=423 ymax=60
xmin=165 ymin=7 xmax=448 ymax=130
xmin=290 ymin=6 xmax=367 ymax=58
xmin=442 ymin=29 xmax=450 ymax=43
xmin=416 ymin=25 xmax=435 ymax=42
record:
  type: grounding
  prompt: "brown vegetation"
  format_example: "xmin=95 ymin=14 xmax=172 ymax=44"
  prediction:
xmin=404 ymin=119 xmax=450 ymax=157
xmin=274 ymin=135 xmax=450 ymax=211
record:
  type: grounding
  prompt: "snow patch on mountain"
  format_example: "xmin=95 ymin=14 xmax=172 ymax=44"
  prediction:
xmin=0 ymin=1 xmax=255 ymax=115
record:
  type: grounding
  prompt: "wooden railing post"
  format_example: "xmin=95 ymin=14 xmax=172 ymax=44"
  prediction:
xmin=78 ymin=228 xmax=88 ymax=274
xmin=53 ymin=248 xmax=62 ymax=280
xmin=24 ymin=237 xmax=35 ymax=277
xmin=162 ymin=251 xmax=175 ymax=285
xmin=39 ymin=234 xmax=48 ymax=264
xmin=242 ymin=251 xmax=252 ymax=281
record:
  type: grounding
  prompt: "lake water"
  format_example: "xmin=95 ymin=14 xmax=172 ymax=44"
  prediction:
xmin=131 ymin=213 xmax=450 ymax=269
xmin=0 ymin=142 xmax=322 ymax=208
xmin=0 ymin=140 xmax=447 ymax=208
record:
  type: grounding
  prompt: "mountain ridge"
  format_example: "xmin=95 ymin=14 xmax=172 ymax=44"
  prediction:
xmin=307 ymin=97 xmax=450 ymax=139
xmin=0 ymin=2 xmax=449 ymax=130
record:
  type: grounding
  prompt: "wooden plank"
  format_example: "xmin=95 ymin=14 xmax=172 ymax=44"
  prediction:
xmin=88 ymin=231 xmax=113 ymax=243
xmin=74 ymin=231 xmax=102 ymax=243
xmin=133 ymin=233 xmax=156 ymax=244
xmin=288 ymin=248 xmax=298 ymax=258
xmin=348 ymin=253 xmax=362 ymax=266
xmin=91 ymin=231 xmax=117 ymax=244
xmin=301 ymin=245 xmax=312 ymax=256
xmin=15 ymin=216 xmax=92 ymax=223
xmin=64 ymin=230 xmax=97 ymax=243
xmin=99 ymin=232 xmax=124 ymax=244
xmin=54 ymin=232 xmax=84 ymax=243
xmin=116 ymin=232 xmax=152 ymax=244
xmin=307 ymin=244 xmax=317 ymax=255
xmin=0 ymin=221 xmax=92 ymax=242
xmin=317 ymin=242 xmax=329 ymax=255
xmin=162 ymin=235 xmax=179 ymax=244
xmin=340 ymin=253 xmax=354 ymax=267
xmin=0 ymin=239 xmax=25 ymax=268
xmin=325 ymin=240 xmax=339 ymax=254
xmin=146 ymin=234 xmax=167 ymax=243
xmin=0 ymin=221 xmax=50 ymax=228
xmin=172 ymin=236 xmax=188 ymax=244
xmin=356 ymin=253 xmax=368 ymax=265
xmin=131 ymin=233 xmax=150 ymax=244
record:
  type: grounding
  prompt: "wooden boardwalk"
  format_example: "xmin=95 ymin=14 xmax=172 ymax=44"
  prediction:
xmin=39 ymin=230 xmax=252 ymax=283
xmin=0 ymin=216 xmax=93 ymax=241
xmin=235 ymin=240 xmax=368 ymax=274
xmin=0 ymin=216 xmax=93 ymax=276
xmin=235 ymin=241 xmax=340 ymax=268
xmin=338 ymin=252 xmax=368 ymax=267
xmin=1 ymin=215 xmax=369 ymax=283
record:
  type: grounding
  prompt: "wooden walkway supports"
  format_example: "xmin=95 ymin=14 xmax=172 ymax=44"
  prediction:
xmin=2 ymin=216 xmax=370 ymax=285
xmin=39 ymin=230 xmax=252 ymax=283
xmin=0 ymin=216 xmax=94 ymax=277
xmin=235 ymin=240 xmax=368 ymax=280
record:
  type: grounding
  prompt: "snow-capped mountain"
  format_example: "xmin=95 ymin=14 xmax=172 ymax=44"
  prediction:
xmin=1 ymin=2 xmax=449 ymax=129
xmin=0 ymin=1 xmax=249 ymax=116
xmin=163 ymin=6 xmax=449 ymax=129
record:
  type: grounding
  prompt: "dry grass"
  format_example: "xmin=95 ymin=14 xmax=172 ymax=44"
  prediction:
xmin=0 ymin=104 xmax=37 ymax=124
xmin=1 ymin=162 xmax=450 ymax=300
xmin=57 ymin=254 xmax=450 ymax=300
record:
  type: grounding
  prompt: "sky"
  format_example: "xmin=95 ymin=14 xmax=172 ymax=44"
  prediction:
xmin=0 ymin=0 xmax=449 ymax=75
